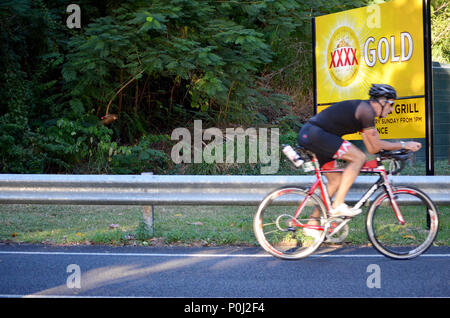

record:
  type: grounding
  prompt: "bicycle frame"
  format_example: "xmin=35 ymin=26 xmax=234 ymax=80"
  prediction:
xmin=291 ymin=155 xmax=406 ymax=232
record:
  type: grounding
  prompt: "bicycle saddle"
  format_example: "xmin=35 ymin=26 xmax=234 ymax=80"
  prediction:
xmin=295 ymin=144 xmax=315 ymax=159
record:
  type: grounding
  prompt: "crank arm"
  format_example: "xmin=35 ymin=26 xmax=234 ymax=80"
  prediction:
xmin=327 ymin=219 xmax=351 ymax=237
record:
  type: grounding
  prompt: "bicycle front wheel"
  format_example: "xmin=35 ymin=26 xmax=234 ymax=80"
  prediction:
xmin=366 ymin=186 xmax=439 ymax=260
xmin=253 ymin=187 xmax=327 ymax=260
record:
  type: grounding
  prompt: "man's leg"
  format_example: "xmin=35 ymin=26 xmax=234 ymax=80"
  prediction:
xmin=331 ymin=144 xmax=366 ymax=208
xmin=325 ymin=172 xmax=342 ymax=203
xmin=306 ymin=145 xmax=365 ymax=229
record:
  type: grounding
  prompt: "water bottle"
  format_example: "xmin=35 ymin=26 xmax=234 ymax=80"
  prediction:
xmin=303 ymin=160 xmax=315 ymax=172
xmin=282 ymin=145 xmax=304 ymax=167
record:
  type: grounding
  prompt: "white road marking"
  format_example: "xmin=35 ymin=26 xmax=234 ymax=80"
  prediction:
xmin=0 ymin=294 xmax=148 ymax=298
xmin=0 ymin=250 xmax=448 ymax=258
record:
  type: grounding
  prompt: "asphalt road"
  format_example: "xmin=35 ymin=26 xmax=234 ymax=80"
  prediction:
xmin=0 ymin=244 xmax=448 ymax=299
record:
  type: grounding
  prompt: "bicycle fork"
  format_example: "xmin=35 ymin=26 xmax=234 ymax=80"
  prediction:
xmin=357 ymin=172 xmax=406 ymax=225
xmin=376 ymin=172 xmax=406 ymax=225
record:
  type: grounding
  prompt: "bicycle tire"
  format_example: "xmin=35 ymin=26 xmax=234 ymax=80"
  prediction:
xmin=366 ymin=186 xmax=439 ymax=260
xmin=253 ymin=187 xmax=327 ymax=260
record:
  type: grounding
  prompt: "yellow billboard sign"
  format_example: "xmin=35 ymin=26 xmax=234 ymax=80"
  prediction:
xmin=313 ymin=0 xmax=427 ymax=139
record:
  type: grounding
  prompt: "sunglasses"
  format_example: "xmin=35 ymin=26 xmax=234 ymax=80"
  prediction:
xmin=381 ymin=100 xmax=395 ymax=106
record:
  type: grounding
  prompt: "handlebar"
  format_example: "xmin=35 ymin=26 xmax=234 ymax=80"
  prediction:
xmin=377 ymin=149 xmax=412 ymax=175
xmin=377 ymin=149 xmax=412 ymax=161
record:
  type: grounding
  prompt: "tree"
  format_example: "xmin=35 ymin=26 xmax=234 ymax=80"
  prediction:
xmin=431 ymin=0 xmax=450 ymax=63
xmin=0 ymin=0 xmax=370 ymax=174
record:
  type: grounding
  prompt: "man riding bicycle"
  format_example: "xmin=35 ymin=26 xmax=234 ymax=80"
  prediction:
xmin=297 ymin=84 xmax=422 ymax=235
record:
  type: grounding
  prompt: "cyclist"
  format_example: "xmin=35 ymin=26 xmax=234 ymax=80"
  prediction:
xmin=297 ymin=84 xmax=422 ymax=236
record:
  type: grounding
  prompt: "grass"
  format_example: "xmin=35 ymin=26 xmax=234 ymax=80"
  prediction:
xmin=0 ymin=205 xmax=257 ymax=246
xmin=0 ymin=205 xmax=143 ymax=245
xmin=348 ymin=205 xmax=449 ymax=246
xmin=0 ymin=203 xmax=448 ymax=247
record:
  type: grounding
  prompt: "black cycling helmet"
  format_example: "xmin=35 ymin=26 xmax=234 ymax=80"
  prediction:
xmin=369 ymin=84 xmax=397 ymax=100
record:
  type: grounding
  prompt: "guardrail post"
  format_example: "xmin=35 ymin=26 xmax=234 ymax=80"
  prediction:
xmin=142 ymin=205 xmax=154 ymax=236
xmin=141 ymin=172 xmax=154 ymax=236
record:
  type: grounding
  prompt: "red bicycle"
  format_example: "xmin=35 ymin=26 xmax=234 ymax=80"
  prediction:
xmin=253 ymin=146 xmax=439 ymax=260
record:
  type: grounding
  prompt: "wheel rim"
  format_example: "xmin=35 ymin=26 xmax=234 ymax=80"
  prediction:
xmin=368 ymin=189 xmax=439 ymax=259
xmin=254 ymin=188 xmax=327 ymax=259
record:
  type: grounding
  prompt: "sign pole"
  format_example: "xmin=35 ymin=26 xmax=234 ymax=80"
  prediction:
xmin=312 ymin=17 xmax=317 ymax=115
xmin=423 ymin=0 xmax=434 ymax=175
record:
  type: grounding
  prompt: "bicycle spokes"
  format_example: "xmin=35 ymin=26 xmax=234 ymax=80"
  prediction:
xmin=254 ymin=187 xmax=327 ymax=259
xmin=367 ymin=187 xmax=439 ymax=259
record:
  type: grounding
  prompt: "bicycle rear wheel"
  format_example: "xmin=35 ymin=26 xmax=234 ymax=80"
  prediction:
xmin=253 ymin=187 xmax=327 ymax=259
xmin=366 ymin=186 xmax=439 ymax=260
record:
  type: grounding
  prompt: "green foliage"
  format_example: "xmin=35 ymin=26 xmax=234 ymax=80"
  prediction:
xmin=110 ymin=134 xmax=170 ymax=174
xmin=1 ymin=0 xmax=381 ymax=174
xmin=431 ymin=0 xmax=450 ymax=63
xmin=63 ymin=0 xmax=283 ymax=130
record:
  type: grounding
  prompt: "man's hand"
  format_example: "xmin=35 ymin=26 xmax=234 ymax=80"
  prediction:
xmin=404 ymin=141 xmax=422 ymax=152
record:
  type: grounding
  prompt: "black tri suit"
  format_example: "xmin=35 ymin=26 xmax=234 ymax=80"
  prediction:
xmin=297 ymin=100 xmax=376 ymax=166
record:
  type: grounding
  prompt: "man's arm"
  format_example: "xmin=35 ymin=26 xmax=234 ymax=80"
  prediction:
xmin=361 ymin=127 xmax=422 ymax=154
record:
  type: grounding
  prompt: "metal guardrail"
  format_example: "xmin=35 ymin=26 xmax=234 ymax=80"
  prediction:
xmin=0 ymin=174 xmax=449 ymax=206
